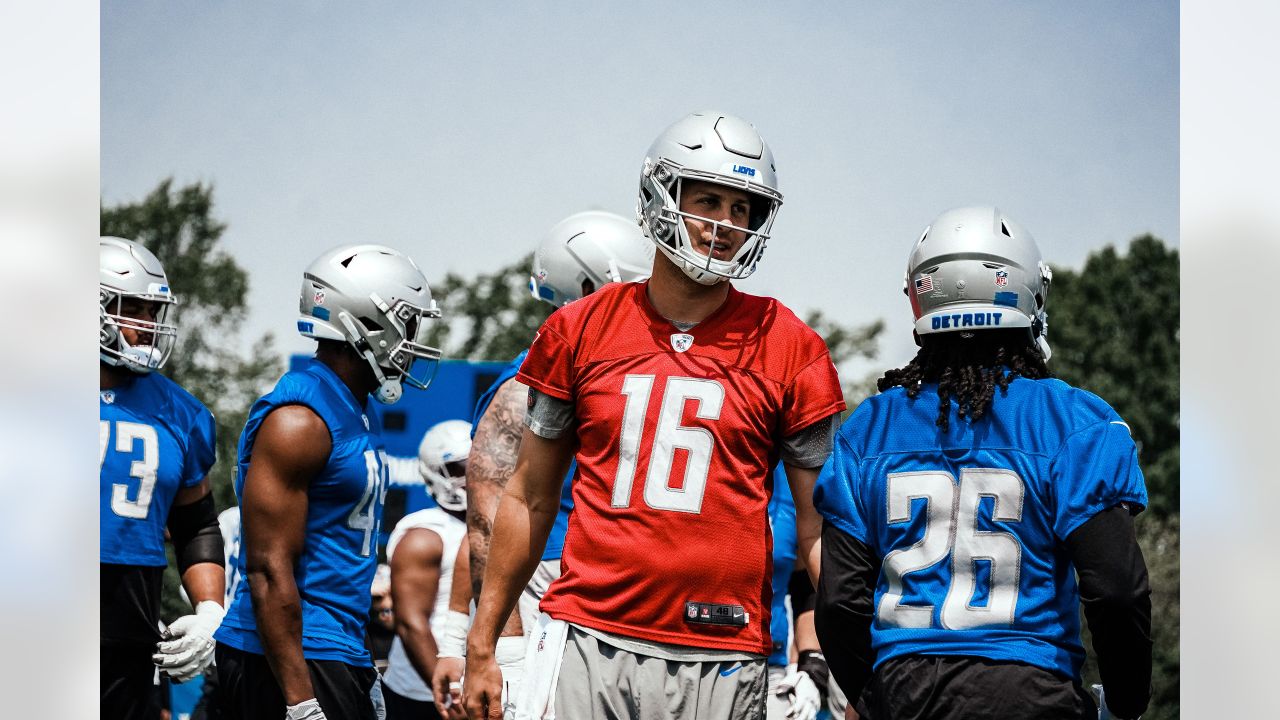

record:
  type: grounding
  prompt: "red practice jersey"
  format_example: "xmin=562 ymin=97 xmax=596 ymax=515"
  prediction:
xmin=517 ymin=281 xmax=844 ymax=654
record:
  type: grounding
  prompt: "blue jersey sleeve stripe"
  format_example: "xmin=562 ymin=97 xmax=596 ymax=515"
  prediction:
xmin=1056 ymin=493 xmax=1149 ymax=540
xmin=820 ymin=512 xmax=870 ymax=544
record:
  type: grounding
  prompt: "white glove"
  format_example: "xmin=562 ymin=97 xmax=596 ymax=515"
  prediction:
xmin=776 ymin=669 xmax=822 ymax=720
xmin=152 ymin=600 xmax=224 ymax=682
xmin=285 ymin=698 xmax=328 ymax=720
xmin=1092 ymin=683 xmax=1140 ymax=720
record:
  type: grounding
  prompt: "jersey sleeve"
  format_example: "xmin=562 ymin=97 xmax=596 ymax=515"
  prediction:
xmin=516 ymin=314 xmax=576 ymax=401
xmin=1049 ymin=419 xmax=1148 ymax=540
xmin=780 ymin=353 xmax=845 ymax=436
xmin=812 ymin=431 xmax=871 ymax=544
xmin=181 ymin=406 xmax=218 ymax=488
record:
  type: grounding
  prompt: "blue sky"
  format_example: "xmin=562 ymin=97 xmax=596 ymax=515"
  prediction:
xmin=102 ymin=2 xmax=1177 ymax=375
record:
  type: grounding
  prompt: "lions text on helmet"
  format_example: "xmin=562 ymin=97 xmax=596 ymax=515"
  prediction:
xmin=529 ymin=210 xmax=654 ymax=306
xmin=418 ymin=419 xmax=473 ymax=513
xmin=297 ymin=245 xmax=444 ymax=404
xmin=905 ymin=206 xmax=1054 ymax=360
xmin=100 ymin=236 xmax=179 ymax=372
xmin=637 ymin=112 xmax=783 ymax=285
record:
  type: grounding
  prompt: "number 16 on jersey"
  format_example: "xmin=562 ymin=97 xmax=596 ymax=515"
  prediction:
xmin=612 ymin=375 xmax=725 ymax=514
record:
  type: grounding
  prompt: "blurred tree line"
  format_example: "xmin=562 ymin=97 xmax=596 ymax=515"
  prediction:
xmin=421 ymin=254 xmax=885 ymax=381
xmin=102 ymin=180 xmax=282 ymax=622
xmin=1049 ymin=236 xmax=1179 ymax=719
xmin=103 ymin=180 xmax=1176 ymax=717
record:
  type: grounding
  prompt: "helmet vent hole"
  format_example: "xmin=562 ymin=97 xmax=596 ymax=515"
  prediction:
xmin=923 ymin=266 xmax=939 ymax=274
xmin=982 ymin=262 xmax=1003 ymax=269
xmin=1000 ymin=221 xmax=1012 ymax=237
xmin=677 ymin=142 xmax=702 ymax=151
xmin=339 ymin=254 xmax=356 ymax=268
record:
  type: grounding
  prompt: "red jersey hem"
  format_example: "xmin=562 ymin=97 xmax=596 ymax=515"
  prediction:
xmin=545 ymin=608 xmax=771 ymax=656
xmin=783 ymin=399 xmax=847 ymax=438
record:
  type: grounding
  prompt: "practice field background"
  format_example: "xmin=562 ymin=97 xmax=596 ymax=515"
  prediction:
xmin=99 ymin=2 xmax=1177 ymax=381
xmin=1 ymin=1 xmax=1275 ymax=717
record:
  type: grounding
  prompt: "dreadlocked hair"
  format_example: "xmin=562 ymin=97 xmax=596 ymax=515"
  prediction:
xmin=877 ymin=329 xmax=1051 ymax=431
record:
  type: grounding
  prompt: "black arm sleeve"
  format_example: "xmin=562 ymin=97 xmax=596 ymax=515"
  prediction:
xmin=1065 ymin=505 xmax=1152 ymax=719
xmin=813 ymin=520 xmax=880 ymax=703
xmin=167 ymin=493 xmax=224 ymax=575
xmin=789 ymin=568 xmax=816 ymax=615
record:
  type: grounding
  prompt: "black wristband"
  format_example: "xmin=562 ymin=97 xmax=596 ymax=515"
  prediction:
xmin=797 ymin=649 xmax=830 ymax=699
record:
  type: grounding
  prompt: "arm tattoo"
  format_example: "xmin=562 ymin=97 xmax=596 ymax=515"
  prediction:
xmin=465 ymin=377 xmax=528 ymax=600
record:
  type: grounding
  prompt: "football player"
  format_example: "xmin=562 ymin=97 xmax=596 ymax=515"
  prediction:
xmin=465 ymin=112 xmax=845 ymax=720
xmin=382 ymin=420 xmax=473 ymax=719
xmin=813 ymin=206 xmax=1152 ymax=720
xmin=100 ymin=236 xmax=225 ymax=720
xmin=457 ymin=209 xmax=653 ymax=711
xmin=213 ymin=245 xmax=443 ymax=720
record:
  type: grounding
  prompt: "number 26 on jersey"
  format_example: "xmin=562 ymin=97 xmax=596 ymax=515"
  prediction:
xmin=880 ymin=468 xmax=1026 ymax=631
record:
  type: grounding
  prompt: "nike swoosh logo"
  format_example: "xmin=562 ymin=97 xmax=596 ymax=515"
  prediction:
xmin=719 ymin=665 xmax=742 ymax=677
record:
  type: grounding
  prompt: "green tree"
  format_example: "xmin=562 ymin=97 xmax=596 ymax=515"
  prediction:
xmin=424 ymin=253 xmax=552 ymax=362
xmin=1048 ymin=235 xmax=1179 ymax=517
xmin=1049 ymin=236 xmax=1179 ymax=719
xmin=102 ymin=178 xmax=281 ymax=619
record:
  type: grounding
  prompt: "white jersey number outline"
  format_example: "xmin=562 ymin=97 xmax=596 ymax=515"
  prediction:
xmin=100 ymin=420 xmax=160 ymax=520
xmin=348 ymin=449 xmax=389 ymax=557
xmin=612 ymin=375 xmax=725 ymax=514
xmin=879 ymin=468 xmax=1025 ymax=630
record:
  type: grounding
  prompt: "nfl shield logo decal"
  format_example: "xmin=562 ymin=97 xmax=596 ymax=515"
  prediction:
xmin=994 ymin=270 xmax=1009 ymax=287
xmin=101 ymin=390 xmax=115 ymax=404
xmin=670 ymin=333 xmax=694 ymax=353
xmin=314 ymin=289 xmax=326 ymax=305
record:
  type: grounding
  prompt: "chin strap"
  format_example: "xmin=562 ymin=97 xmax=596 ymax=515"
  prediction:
xmin=375 ymin=376 xmax=403 ymax=404
xmin=361 ymin=345 xmax=402 ymax=404
xmin=338 ymin=311 xmax=404 ymax=404
xmin=123 ymin=344 xmax=164 ymax=371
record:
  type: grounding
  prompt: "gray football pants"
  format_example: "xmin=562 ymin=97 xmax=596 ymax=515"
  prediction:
xmin=553 ymin=626 xmax=767 ymax=720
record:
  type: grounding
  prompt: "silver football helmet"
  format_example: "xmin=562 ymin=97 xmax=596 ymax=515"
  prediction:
xmin=906 ymin=206 xmax=1053 ymax=359
xmin=298 ymin=244 xmax=443 ymax=404
xmin=100 ymin=236 xmax=178 ymax=373
xmin=529 ymin=210 xmax=654 ymax=307
xmin=418 ymin=419 xmax=473 ymax=512
xmin=637 ymin=112 xmax=783 ymax=285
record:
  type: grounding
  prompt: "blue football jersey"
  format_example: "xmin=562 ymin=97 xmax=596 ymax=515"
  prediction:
xmin=215 ymin=359 xmax=389 ymax=666
xmin=473 ymin=349 xmax=574 ymax=562
xmin=768 ymin=465 xmax=797 ymax=667
xmin=100 ymin=372 xmax=217 ymax=566
xmin=813 ymin=377 xmax=1147 ymax=679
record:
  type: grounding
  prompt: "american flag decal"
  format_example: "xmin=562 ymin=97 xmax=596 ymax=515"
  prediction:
xmin=914 ymin=275 xmax=935 ymax=295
